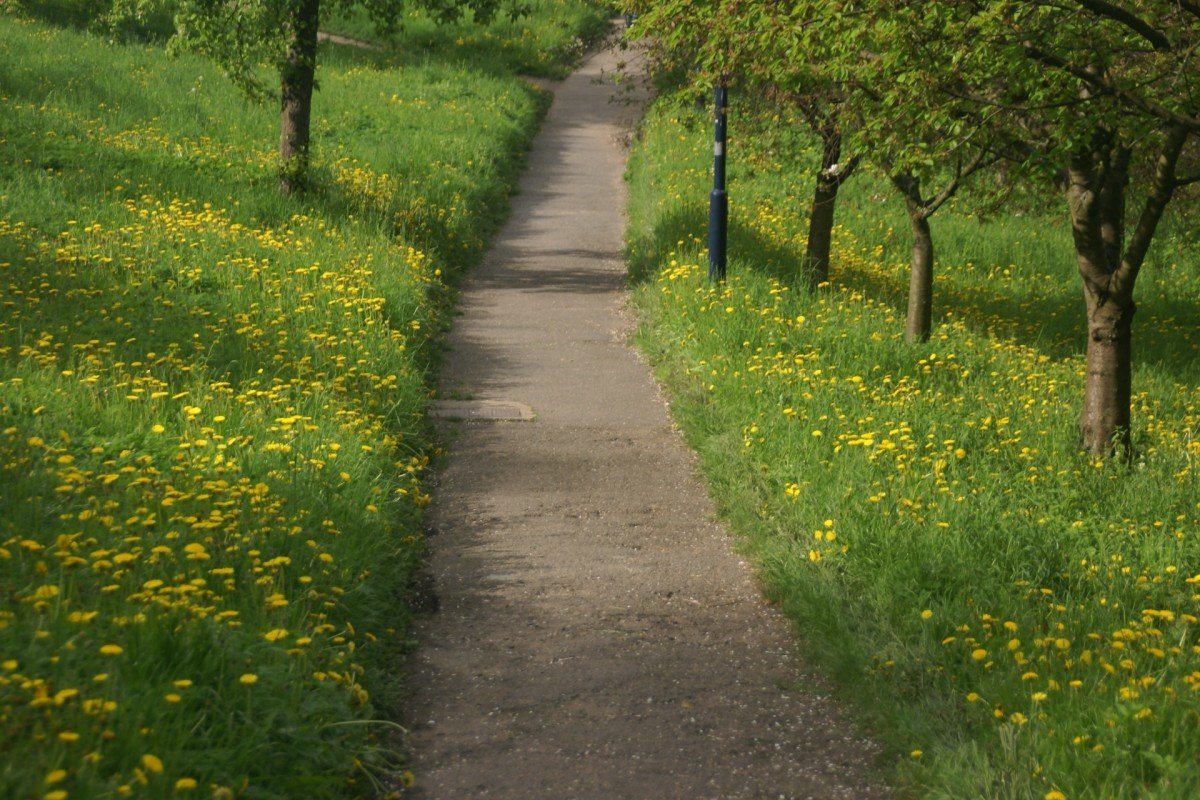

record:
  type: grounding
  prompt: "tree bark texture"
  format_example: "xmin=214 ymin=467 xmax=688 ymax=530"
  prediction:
xmin=805 ymin=178 xmax=837 ymax=290
xmin=893 ymin=173 xmax=934 ymax=343
xmin=804 ymin=130 xmax=856 ymax=291
xmin=1080 ymin=292 xmax=1134 ymax=454
xmin=279 ymin=0 xmax=320 ymax=195
xmin=1067 ymin=125 xmax=1187 ymax=455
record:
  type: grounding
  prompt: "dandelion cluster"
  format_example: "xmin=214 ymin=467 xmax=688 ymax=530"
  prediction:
xmin=1 ymin=185 xmax=436 ymax=796
xmin=1 ymin=9 xmax=546 ymax=797
xmin=631 ymin=104 xmax=1200 ymax=797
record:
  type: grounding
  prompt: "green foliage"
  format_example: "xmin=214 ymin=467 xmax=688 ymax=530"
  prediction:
xmin=627 ymin=99 xmax=1200 ymax=800
xmin=839 ymin=2 xmax=1199 ymax=177
xmin=633 ymin=0 xmax=1200 ymax=204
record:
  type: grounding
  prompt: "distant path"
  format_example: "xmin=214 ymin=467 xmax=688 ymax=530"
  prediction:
xmin=403 ymin=34 xmax=891 ymax=800
xmin=316 ymin=31 xmax=377 ymax=49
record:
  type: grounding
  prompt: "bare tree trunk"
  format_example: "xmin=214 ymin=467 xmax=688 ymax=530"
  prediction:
xmin=279 ymin=0 xmax=320 ymax=195
xmin=885 ymin=151 xmax=990 ymax=344
xmin=893 ymin=173 xmax=934 ymax=343
xmin=1068 ymin=126 xmax=1187 ymax=455
xmin=803 ymin=131 xmax=858 ymax=291
xmin=805 ymin=177 xmax=837 ymax=290
xmin=1080 ymin=291 xmax=1134 ymax=453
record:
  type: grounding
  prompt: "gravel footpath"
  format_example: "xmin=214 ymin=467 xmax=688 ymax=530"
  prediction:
xmin=402 ymin=32 xmax=892 ymax=800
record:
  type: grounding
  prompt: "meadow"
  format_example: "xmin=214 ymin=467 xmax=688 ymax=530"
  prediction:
xmin=325 ymin=0 xmax=613 ymax=79
xmin=0 ymin=2 xmax=606 ymax=797
xmin=627 ymin=98 xmax=1200 ymax=799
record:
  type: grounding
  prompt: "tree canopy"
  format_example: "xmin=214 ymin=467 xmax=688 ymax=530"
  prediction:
xmin=633 ymin=0 xmax=1199 ymax=453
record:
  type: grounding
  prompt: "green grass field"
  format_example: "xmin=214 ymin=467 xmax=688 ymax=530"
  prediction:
xmin=627 ymin=99 xmax=1200 ymax=799
xmin=0 ymin=5 xmax=604 ymax=798
xmin=324 ymin=0 xmax=612 ymax=79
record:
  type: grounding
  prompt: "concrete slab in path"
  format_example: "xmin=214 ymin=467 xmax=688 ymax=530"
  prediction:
xmin=403 ymin=33 xmax=891 ymax=800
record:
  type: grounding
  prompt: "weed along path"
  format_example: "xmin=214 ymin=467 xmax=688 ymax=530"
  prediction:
xmin=403 ymin=36 xmax=890 ymax=800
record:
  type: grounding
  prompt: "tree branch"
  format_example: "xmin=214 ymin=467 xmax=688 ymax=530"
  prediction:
xmin=1074 ymin=0 xmax=1171 ymax=51
xmin=923 ymin=149 xmax=997 ymax=217
xmin=1022 ymin=44 xmax=1200 ymax=133
xmin=836 ymin=154 xmax=863 ymax=185
xmin=1118 ymin=125 xmax=1189 ymax=293
xmin=1066 ymin=147 xmax=1112 ymax=296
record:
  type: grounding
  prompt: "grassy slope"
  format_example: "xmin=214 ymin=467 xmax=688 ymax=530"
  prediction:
xmin=324 ymin=0 xmax=613 ymax=79
xmin=0 ymin=6 xmax=599 ymax=798
xmin=627 ymin=99 xmax=1200 ymax=799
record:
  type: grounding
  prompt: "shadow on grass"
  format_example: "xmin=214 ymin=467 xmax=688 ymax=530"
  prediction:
xmin=630 ymin=204 xmax=1200 ymax=386
xmin=14 ymin=0 xmax=174 ymax=40
xmin=322 ymin=6 xmax=614 ymax=80
xmin=628 ymin=203 xmax=802 ymax=288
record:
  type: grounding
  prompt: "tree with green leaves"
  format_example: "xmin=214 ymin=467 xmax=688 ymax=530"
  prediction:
xmin=847 ymin=0 xmax=1198 ymax=453
xmin=632 ymin=0 xmax=863 ymax=290
xmin=116 ymin=0 xmax=517 ymax=194
xmin=635 ymin=0 xmax=1198 ymax=452
xmin=830 ymin=6 xmax=1015 ymax=343
xmin=633 ymin=0 xmax=1006 ymax=332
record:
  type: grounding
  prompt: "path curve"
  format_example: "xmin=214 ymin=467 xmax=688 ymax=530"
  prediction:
xmin=403 ymin=35 xmax=891 ymax=800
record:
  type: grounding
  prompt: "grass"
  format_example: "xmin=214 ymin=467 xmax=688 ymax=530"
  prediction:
xmin=626 ymin=97 xmax=1200 ymax=799
xmin=0 ymin=2 xmax=604 ymax=797
xmin=323 ymin=0 xmax=614 ymax=79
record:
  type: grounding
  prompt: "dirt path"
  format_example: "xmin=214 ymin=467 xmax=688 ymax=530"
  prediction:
xmin=402 ymin=36 xmax=891 ymax=800
xmin=317 ymin=31 xmax=378 ymax=49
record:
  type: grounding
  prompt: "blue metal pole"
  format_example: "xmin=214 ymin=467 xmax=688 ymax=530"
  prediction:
xmin=708 ymin=82 xmax=728 ymax=282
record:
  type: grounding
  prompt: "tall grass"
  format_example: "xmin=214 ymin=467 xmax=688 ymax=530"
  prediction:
xmin=0 ymin=4 xmax=573 ymax=797
xmin=627 ymin=98 xmax=1200 ymax=799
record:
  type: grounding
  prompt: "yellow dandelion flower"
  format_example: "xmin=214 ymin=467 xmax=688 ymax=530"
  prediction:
xmin=174 ymin=778 xmax=197 ymax=791
xmin=141 ymin=754 xmax=163 ymax=774
xmin=239 ymin=673 xmax=258 ymax=685
xmin=99 ymin=644 xmax=123 ymax=656
xmin=45 ymin=769 xmax=68 ymax=785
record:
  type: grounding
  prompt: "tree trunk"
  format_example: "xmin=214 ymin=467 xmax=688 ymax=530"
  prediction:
xmin=805 ymin=177 xmax=838 ymax=290
xmin=1067 ymin=126 xmax=1186 ymax=455
xmin=904 ymin=209 xmax=934 ymax=344
xmin=1067 ymin=147 xmax=1133 ymax=454
xmin=804 ymin=130 xmax=855 ymax=291
xmin=279 ymin=0 xmax=320 ymax=195
xmin=1080 ymin=292 xmax=1134 ymax=453
xmin=893 ymin=173 xmax=934 ymax=343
